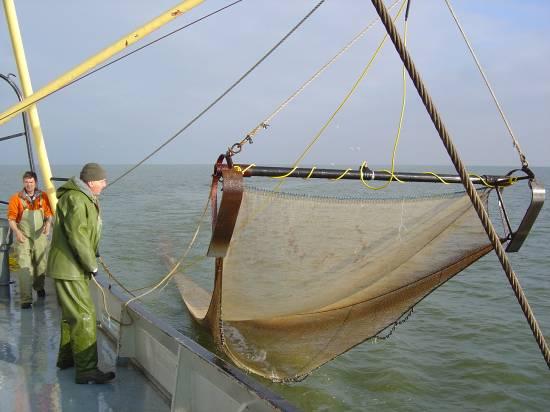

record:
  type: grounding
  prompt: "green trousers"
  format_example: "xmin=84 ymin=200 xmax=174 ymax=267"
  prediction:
xmin=13 ymin=229 xmax=48 ymax=305
xmin=55 ymin=278 xmax=98 ymax=375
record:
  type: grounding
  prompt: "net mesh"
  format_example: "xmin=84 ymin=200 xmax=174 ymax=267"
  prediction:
xmin=177 ymin=185 xmax=493 ymax=381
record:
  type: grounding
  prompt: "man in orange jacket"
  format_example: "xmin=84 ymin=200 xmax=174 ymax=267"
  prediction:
xmin=7 ymin=171 xmax=53 ymax=309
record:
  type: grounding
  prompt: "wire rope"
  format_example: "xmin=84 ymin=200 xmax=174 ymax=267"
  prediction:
xmin=108 ymin=0 xmax=327 ymax=188
xmin=370 ymin=0 xmax=550 ymax=369
xmin=84 ymin=1 xmax=329 ymax=311
xmin=234 ymin=0 xmax=402 ymax=152
xmin=0 ymin=1 xmax=245 ymax=125
xmin=277 ymin=0 xmax=407 ymax=189
xmin=70 ymin=1 xmax=245 ymax=88
xmin=443 ymin=0 xmax=529 ymax=168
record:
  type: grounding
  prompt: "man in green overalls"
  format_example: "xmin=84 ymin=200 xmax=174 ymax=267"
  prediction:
xmin=47 ymin=163 xmax=115 ymax=384
xmin=7 ymin=171 xmax=53 ymax=309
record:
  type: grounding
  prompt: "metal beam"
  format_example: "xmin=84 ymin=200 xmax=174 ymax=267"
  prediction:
xmin=0 ymin=0 xmax=204 ymax=126
xmin=235 ymin=164 xmax=524 ymax=187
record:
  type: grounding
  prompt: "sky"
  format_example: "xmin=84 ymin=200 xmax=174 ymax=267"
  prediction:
xmin=0 ymin=0 xmax=549 ymax=170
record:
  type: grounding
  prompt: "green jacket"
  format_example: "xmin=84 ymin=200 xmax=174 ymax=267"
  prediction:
xmin=47 ymin=177 xmax=102 ymax=280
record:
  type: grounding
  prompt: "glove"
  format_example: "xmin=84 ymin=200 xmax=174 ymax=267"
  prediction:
xmin=91 ymin=269 xmax=98 ymax=277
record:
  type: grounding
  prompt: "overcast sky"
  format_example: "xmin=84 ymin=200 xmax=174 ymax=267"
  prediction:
xmin=1 ymin=0 xmax=549 ymax=169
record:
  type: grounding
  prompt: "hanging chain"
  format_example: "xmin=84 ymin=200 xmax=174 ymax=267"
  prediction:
xmin=374 ymin=307 xmax=415 ymax=341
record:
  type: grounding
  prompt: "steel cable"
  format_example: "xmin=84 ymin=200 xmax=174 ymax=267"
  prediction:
xmin=370 ymin=0 xmax=550 ymax=368
xmin=443 ymin=0 xmax=529 ymax=168
xmin=229 ymin=0 xmax=402 ymax=157
xmin=108 ymin=0 xmax=327 ymax=187
xmin=0 ymin=1 xmax=245 ymax=125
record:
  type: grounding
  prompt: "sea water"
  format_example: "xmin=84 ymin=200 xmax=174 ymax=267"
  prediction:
xmin=1 ymin=164 xmax=548 ymax=411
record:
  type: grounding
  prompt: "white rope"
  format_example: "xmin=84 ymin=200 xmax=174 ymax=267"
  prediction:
xmin=92 ymin=275 xmax=114 ymax=329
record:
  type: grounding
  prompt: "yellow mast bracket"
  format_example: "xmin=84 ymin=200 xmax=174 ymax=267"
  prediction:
xmin=0 ymin=0 xmax=204 ymax=127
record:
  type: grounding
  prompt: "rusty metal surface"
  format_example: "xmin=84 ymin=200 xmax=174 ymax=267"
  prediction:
xmin=207 ymin=168 xmax=243 ymax=258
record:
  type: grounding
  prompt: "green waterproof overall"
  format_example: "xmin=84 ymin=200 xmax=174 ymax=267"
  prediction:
xmin=46 ymin=177 xmax=103 ymax=377
xmin=13 ymin=206 xmax=48 ymax=304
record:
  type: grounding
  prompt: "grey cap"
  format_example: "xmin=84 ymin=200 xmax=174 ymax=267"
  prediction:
xmin=80 ymin=163 xmax=107 ymax=182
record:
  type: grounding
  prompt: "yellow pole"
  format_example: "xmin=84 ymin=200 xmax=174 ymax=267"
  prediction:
xmin=3 ymin=0 xmax=57 ymax=209
xmin=0 ymin=0 xmax=204 ymax=126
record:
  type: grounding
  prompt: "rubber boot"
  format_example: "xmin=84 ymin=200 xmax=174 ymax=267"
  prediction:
xmin=56 ymin=342 xmax=74 ymax=370
xmin=74 ymin=343 xmax=115 ymax=383
xmin=74 ymin=342 xmax=114 ymax=384
xmin=74 ymin=342 xmax=99 ymax=374
xmin=34 ymin=273 xmax=46 ymax=297
xmin=75 ymin=369 xmax=116 ymax=384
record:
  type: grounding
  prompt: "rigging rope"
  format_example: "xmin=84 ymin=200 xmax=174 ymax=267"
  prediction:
xmin=227 ymin=0 xmax=402 ymax=157
xmin=443 ymin=0 xmax=529 ymax=169
xmin=275 ymin=0 xmax=407 ymax=185
xmin=0 ymin=1 xmax=245 ymax=126
xmin=108 ymin=0 xmax=327 ymax=188
xmin=370 ymin=0 xmax=550 ymax=369
xmin=89 ymin=1 xmax=329 ymax=318
xmin=226 ymin=0 xmax=409 ymax=240
xmin=360 ymin=16 xmax=409 ymax=190
xmin=99 ymin=257 xmax=136 ymax=297
xmin=93 ymin=192 xmax=211 ymax=326
xmin=122 ymin=193 xmax=210 ymax=309
xmin=73 ymin=1 xmax=245 ymax=88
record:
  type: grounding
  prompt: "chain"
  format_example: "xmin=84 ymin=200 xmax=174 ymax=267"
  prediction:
xmin=374 ymin=307 xmax=414 ymax=341
xmin=226 ymin=122 xmax=269 ymax=157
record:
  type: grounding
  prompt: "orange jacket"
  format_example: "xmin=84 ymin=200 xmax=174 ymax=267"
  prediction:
xmin=7 ymin=190 xmax=54 ymax=223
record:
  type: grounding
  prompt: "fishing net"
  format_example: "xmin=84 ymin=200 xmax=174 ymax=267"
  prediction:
xmin=176 ymin=171 xmax=493 ymax=381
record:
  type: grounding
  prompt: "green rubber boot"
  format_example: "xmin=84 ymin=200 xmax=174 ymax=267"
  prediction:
xmin=56 ymin=342 xmax=74 ymax=370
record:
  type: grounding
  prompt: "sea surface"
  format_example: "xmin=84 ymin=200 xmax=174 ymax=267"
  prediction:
xmin=1 ymin=164 xmax=548 ymax=411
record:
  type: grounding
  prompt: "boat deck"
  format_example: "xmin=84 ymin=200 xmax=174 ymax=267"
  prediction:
xmin=0 ymin=278 xmax=170 ymax=412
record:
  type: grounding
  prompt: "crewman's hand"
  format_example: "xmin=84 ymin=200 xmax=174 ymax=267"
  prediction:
xmin=42 ymin=221 xmax=51 ymax=236
xmin=15 ymin=229 xmax=26 ymax=243
xmin=91 ymin=269 xmax=98 ymax=278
